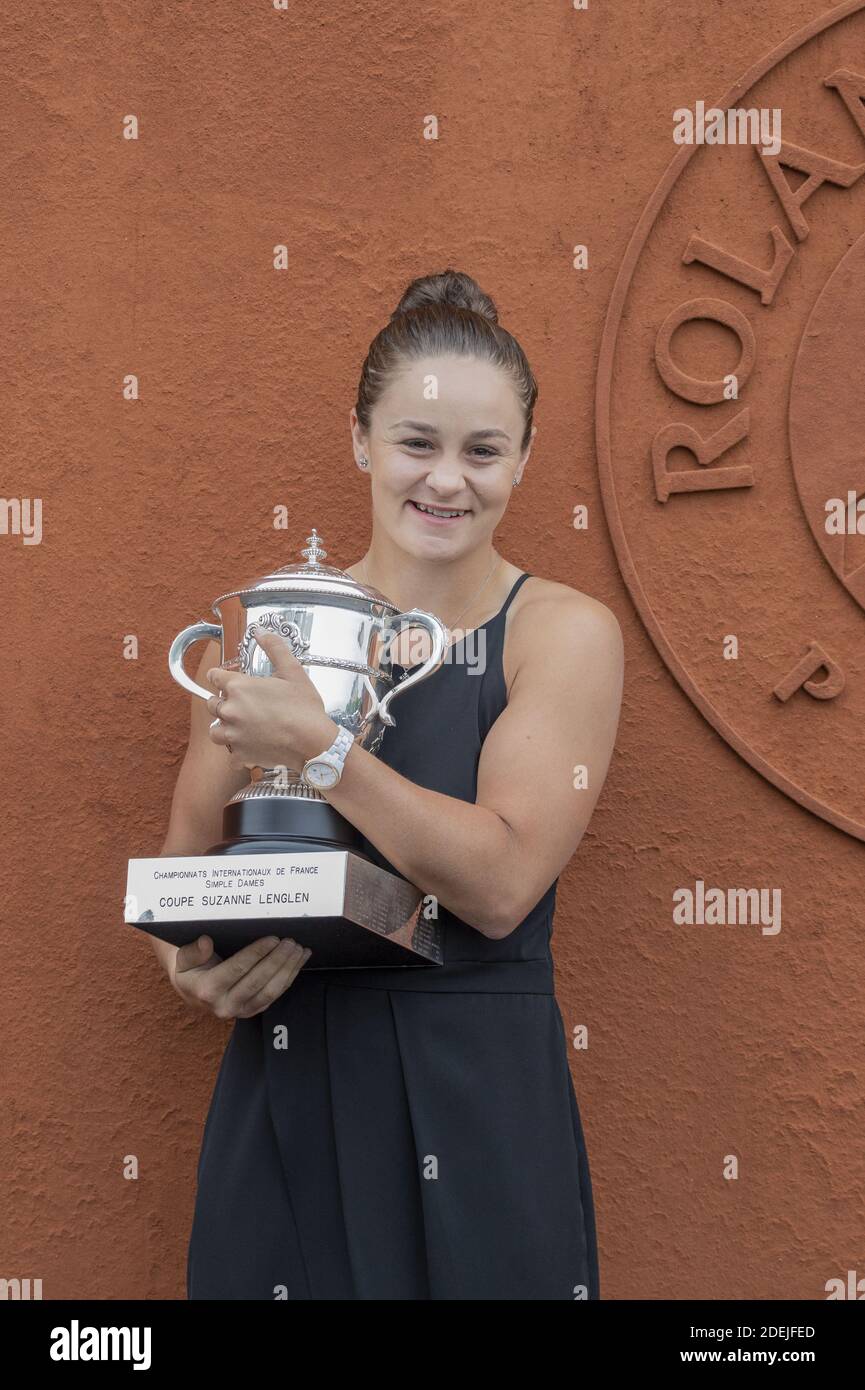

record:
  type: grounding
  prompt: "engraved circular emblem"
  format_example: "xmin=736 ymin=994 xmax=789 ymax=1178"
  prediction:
xmin=238 ymin=612 xmax=309 ymax=675
xmin=597 ymin=0 xmax=865 ymax=839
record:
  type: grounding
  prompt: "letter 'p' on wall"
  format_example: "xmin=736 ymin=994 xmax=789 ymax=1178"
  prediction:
xmin=596 ymin=0 xmax=865 ymax=841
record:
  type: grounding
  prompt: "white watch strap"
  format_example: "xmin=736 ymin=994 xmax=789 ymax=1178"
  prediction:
xmin=326 ymin=725 xmax=354 ymax=770
xmin=301 ymin=725 xmax=354 ymax=787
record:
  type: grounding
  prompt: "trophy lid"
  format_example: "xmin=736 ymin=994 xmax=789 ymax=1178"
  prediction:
xmin=212 ymin=529 xmax=398 ymax=610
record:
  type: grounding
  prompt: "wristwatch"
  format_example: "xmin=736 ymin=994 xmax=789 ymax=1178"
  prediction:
xmin=300 ymin=724 xmax=355 ymax=791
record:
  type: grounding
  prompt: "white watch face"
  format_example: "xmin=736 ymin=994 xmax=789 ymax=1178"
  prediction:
xmin=306 ymin=760 xmax=339 ymax=789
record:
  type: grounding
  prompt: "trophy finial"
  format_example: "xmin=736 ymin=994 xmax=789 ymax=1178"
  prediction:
xmin=301 ymin=529 xmax=327 ymax=566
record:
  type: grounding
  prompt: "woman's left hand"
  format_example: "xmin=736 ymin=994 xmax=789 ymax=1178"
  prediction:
xmin=205 ymin=625 xmax=337 ymax=772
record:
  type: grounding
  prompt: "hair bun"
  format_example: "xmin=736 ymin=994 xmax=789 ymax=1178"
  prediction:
xmin=391 ymin=269 xmax=499 ymax=324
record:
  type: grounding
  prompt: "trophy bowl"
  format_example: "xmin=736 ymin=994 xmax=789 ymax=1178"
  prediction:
xmin=167 ymin=527 xmax=449 ymax=851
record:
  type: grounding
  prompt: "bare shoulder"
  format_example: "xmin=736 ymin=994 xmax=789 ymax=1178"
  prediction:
xmin=512 ymin=574 xmax=622 ymax=634
xmin=505 ymin=575 xmax=623 ymax=693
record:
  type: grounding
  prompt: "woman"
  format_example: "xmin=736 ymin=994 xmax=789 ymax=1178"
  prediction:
xmin=151 ymin=269 xmax=624 ymax=1300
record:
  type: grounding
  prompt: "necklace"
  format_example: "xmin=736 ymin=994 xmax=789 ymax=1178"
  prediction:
xmin=359 ymin=553 xmax=504 ymax=633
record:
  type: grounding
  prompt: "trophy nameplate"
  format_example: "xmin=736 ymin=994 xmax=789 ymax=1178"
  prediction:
xmin=125 ymin=850 xmax=443 ymax=968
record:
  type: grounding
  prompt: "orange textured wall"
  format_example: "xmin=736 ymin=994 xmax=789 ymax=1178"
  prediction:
xmin=2 ymin=0 xmax=863 ymax=1300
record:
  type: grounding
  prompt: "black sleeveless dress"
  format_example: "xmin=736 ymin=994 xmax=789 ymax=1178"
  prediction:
xmin=187 ymin=572 xmax=600 ymax=1300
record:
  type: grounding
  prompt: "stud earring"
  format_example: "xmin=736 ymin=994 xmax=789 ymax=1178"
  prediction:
xmin=358 ymin=455 xmax=369 ymax=470
xmin=512 ymin=477 xmax=520 ymax=488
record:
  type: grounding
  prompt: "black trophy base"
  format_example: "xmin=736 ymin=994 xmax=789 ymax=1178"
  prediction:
xmin=215 ymin=789 xmax=363 ymax=853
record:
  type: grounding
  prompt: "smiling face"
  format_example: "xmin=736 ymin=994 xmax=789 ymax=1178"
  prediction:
xmin=351 ymin=354 xmax=534 ymax=559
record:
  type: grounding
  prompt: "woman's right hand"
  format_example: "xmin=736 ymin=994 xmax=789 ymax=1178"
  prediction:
xmin=170 ymin=934 xmax=311 ymax=1019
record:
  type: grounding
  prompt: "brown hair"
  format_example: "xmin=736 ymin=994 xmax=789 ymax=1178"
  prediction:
xmin=355 ymin=269 xmax=538 ymax=454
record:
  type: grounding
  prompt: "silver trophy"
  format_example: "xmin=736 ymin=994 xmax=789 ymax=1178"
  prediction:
xmin=124 ymin=530 xmax=448 ymax=968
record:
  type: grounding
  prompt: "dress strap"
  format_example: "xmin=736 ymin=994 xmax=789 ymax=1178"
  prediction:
xmin=475 ymin=572 xmax=533 ymax=732
xmin=497 ymin=570 xmax=533 ymax=621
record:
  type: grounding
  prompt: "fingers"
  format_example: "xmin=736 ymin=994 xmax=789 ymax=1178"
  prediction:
xmin=199 ymin=934 xmax=283 ymax=991
xmin=172 ymin=933 xmax=312 ymax=1020
xmin=205 ymin=665 xmax=241 ymax=692
xmin=228 ymin=940 xmax=312 ymax=1018
xmin=224 ymin=937 xmax=300 ymax=1009
xmin=207 ymin=714 xmax=233 ymax=747
xmin=251 ymin=628 xmax=300 ymax=680
xmin=240 ymin=946 xmax=311 ymax=1017
xmin=175 ymin=934 xmax=218 ymax=973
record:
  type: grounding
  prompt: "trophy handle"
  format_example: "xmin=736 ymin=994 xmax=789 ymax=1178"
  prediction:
xmin=168 ymin=621 xmax=222 ymax=701
xmin=378 ymin=608 xmax=449 ymax=727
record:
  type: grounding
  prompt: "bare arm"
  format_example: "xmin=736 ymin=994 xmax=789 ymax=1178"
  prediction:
xmin=148 ymin=640 xmax=249 ymax=975
xmin=321 ymin=591 xmax=624 ymax=938
xmin=149 ymin=643 xmax=311 ymax=1016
